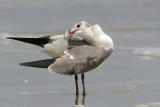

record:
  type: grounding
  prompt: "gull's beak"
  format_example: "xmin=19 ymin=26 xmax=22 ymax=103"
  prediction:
xmin=67 ymin=29 xmax=79 ymax=38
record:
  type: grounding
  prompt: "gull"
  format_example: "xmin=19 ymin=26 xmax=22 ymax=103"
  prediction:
xmin=7 ymin=21 xmax=114 ymax=95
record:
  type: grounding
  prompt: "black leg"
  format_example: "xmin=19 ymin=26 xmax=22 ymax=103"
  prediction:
xmin=81 ymin=74 xmax=86 ymax=95
xmin=75 ymin=74 xmax=79 ymax=95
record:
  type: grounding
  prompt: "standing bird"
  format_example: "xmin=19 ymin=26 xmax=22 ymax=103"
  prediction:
xmin=7 ymin=21 xmax=114 ymax=95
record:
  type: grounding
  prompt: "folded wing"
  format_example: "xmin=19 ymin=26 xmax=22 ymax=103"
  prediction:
xmin=48 ymin=45 xmax=113 ymax=75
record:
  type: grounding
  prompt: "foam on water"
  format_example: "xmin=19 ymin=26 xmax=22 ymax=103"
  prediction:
xmin=119 ymin=46 xmax=160 ymax=60
xmin=135 ymin=102 xmax=160 ymax=107
xmin=133 ymin=47 xmax=160 ymax=59
xmin=0 ymin=33 xmax=12 ymax=45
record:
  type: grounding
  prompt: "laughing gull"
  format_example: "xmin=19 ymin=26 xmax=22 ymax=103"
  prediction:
xmin=7 ymin=21 xmax=114 ymax=95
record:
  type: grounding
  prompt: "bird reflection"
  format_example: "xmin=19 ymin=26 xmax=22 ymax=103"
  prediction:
xmin=74 ymin=95 xmax=86 ymax=107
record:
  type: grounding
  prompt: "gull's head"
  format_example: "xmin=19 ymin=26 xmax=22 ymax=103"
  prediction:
xmin=67 ymin=21 xmax=114 ymax=50
xmin=74 ymin=21 xmax=91 ymax=30
xmin=67 ymin=21 xmax=93 ymax=39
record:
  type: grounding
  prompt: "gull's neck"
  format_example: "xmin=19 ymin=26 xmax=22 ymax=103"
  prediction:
xmin=87 ymin=25 xmax=114 ymax=51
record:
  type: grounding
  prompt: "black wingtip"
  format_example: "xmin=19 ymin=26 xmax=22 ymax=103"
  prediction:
xmin=6 ymin=36 xmax=50 ymax=47
xmin=6 ymin=37 xmax=14 ymax=39
xmin=19 ymin=59 xmax=55 ymax=68
xmin=19 ymin=62 xmax=27 ymax=66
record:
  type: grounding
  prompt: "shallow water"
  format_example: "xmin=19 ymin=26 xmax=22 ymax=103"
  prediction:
xmin=0 ymin=0 xmax=160 ymax=107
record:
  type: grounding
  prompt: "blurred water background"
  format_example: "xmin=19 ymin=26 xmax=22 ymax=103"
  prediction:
xmin=0 ymin=0 xmax=160 ymax=107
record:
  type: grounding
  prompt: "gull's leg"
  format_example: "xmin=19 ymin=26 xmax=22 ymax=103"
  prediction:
xmin=75 ymin=95 xmax=79 ymax=105
xmin=81 ymin=74 xmax=86 ymax=95
xmin=82 ymin=94 xmax=86 ymax=105
xmin=75 ymin=74 xmax=79 ymax=95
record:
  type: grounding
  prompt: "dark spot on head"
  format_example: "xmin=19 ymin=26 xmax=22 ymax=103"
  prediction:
xmin=76 ymin=24 xmax=80 ymax=28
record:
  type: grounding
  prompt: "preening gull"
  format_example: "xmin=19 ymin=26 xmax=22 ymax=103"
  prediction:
xmin=7 ymin=21 xmax=114 ymax=95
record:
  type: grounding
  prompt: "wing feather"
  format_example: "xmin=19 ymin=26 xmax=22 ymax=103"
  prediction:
xmin=20 ymin=59 xmax=55 ymax=68
xmin=48 ymin=45 xmax=113 ymax=75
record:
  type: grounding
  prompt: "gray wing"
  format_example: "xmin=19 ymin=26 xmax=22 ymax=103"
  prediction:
xmin=18 ymin=37 xmax=91 ymax=69
xmin=68 ymin=37 xmax=90 ymax=47
xmin=48 ymin=45 xmax=113 ymax=75
xmin=7 ymin=35 xmax=89 ymax=47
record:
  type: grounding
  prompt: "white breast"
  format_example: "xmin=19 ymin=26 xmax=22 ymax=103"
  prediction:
xmin=97 ymin=33 xmax=114 ymax=51
xmin=92 ymin=25 xmax=114 ymax=51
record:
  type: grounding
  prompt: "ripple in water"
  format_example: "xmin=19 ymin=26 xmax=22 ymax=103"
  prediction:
xmin=119 ymin=46 xmax=160 ymax=60
xmin=0 ymin=33 xmax=12 ymax=45
xmin=135 ymin=102 xmax=160 ymax=107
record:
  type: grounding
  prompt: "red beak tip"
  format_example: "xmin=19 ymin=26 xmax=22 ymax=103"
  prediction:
xmin=67 ymin=29 xmax=79 ymax=38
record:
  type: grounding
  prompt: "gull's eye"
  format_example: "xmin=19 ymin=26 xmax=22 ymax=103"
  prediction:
xmin=76 ymin=24 xmax=80 ymax=28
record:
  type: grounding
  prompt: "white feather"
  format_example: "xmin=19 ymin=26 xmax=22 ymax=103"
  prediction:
xmin=43 ymin=39 xmax=68 ymax=58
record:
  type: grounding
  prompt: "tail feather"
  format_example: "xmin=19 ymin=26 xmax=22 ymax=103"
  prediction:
xmin=20 ymin=59 xmax=55 ymax=68
xmin=7 ymin=36 xmax=50 ymax=47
